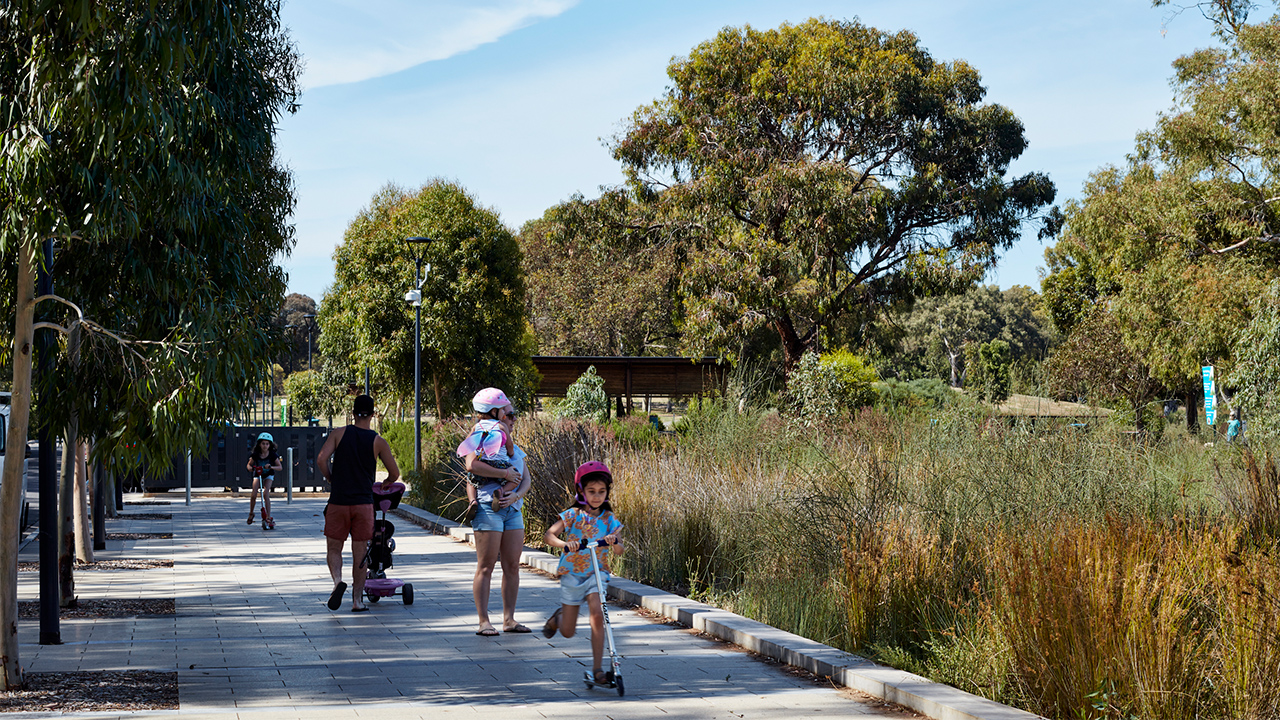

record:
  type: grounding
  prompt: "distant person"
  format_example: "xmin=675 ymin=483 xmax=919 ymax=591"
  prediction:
xmin=245 ymin=432 xmax=282 ymax=529
xmin=541 ymin=461 xmax=624 ymax=685
xmin=317 ymin=394 xmax=400 ymax=612
xmin=459 ymin=387 xmax=530 ymax=635
xmin=1227 ymin=408 xmax=1244 ymax=443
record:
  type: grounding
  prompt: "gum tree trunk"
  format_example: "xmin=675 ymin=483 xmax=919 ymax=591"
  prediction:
xmin=74 ymin=440 xmax=92 ymax=563
xmin=58 ymin=425 xmax=77 ymax=608
xmin=1 ymin=243 xmax=37 ymax=690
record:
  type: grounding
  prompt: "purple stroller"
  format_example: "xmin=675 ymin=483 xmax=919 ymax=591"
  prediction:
xmin=362 ymin=481 xmax=414 ymax=605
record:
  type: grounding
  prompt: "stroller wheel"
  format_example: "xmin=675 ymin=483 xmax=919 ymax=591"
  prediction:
xmin=616 ymin=675 xmax=625 ymax=696
xmin=366 ymin=593 xmax=380 ymax=604
xmin=403 ymin=583 xmax=414 ymax=605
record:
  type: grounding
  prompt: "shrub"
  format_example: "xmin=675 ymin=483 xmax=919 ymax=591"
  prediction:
xmin=876 ymin=378 xmax=958 ymax=411
xmin=603 ymin=415 xmax=664 ymax=450
xmin=965 ymin=339 xmax=1012 ymax=404
xmin=787 ymin=350 xmax=879 ymax=423
xmin=283 ymin=370 xmax=341 ymax=423
xmin=557 ymin=365 xmax=609 ymax=424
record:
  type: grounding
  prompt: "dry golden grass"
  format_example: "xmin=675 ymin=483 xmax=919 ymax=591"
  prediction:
xmin=416 ymin=405 xmax=1280 ymax=719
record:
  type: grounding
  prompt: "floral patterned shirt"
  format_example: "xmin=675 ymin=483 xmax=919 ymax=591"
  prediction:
xmin=554 ymin=507 xmax=623 ymax=577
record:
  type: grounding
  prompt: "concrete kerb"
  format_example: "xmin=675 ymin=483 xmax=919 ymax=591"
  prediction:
xmin=394 ymin=504 xmax=1044 ymax=720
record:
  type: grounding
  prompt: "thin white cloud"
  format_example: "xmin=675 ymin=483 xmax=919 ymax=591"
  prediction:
xmin=281 ymin=0 xmax=580 ymax=88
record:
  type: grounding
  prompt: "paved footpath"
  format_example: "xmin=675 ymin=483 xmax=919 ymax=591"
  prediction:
xmin=16 ymin=495 xmax=904 ymax=720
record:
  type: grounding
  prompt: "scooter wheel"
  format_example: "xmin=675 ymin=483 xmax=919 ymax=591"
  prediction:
xmin=616 ymin=675 xmax=625 ymax=696
xmin=403 ymin=583 xmax=414 ymax=605
xmin=367 ymin=593 xmax=380 ymax=604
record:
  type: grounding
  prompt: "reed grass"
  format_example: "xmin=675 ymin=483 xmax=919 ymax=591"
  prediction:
xmin=414 ymin=404 xmax=1279 ymax=719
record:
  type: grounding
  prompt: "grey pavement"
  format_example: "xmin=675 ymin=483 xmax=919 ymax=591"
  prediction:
xmin=15 ymin=494 xmax=903 ymax=719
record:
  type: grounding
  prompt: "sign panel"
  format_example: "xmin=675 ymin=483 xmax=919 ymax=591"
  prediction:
xmin=1203 ymin=365 xmax=1216 ymax=426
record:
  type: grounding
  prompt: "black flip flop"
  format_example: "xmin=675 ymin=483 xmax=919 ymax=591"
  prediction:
xmin=327 ymin=582 xmax=347 ymax=611
xmin=351 ymin=606 xmax=369 ymax=613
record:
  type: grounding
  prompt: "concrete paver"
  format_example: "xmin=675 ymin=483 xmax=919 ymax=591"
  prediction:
xmin=17 ymin=494 xmax=897 ymax=719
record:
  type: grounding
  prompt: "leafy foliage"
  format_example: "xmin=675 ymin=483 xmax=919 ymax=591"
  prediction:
xmin=1227 ymin=280 xmax=1280 ymax=440
xmin=278 ymin=293 xmax=318 ymax=374
xmin=786 ymin=350 xmax=879 ymax=424
xmin=520 ymin=193 xmax=680 ymax=355
xmin=875 ymin=378 xmax=959 ymax=411
xmin=612 ymin=18 xmax=1055 ymax=367
xmin=0 ymin=0 xmax=300 ymax=466
xmin=319 ymin=181 xmax=540 ymax=417
xmin=1044 ymin=308 xmax=1164 ymax=434
xmin=880 ymin=285 xmax=1055 ymax=387
xmin=964 ymin=339 xmax=1012 ymax=404
xmin=283 ymin=371 xmax=341 ymax=424
xmin=557 ymin=365 xmax=609 ymax=424
xmin=1040 ymin=1 xmax=1280 ymax=426
xmin=0 ymin=0 xmax=300 ymax=690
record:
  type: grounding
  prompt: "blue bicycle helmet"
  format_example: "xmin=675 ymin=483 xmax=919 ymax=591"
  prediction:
xmin=257 ymin=432 xmax=274 ymax=443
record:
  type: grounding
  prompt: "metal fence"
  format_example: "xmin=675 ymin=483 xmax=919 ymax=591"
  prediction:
xmin=149 ymin=425 xmax=331 ymax=492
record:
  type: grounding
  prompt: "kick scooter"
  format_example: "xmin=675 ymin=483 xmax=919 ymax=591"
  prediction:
xmin=581 ymin=538 xmax=624 ymax=696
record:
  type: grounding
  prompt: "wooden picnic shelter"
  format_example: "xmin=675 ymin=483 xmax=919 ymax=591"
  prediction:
xmin=532 ymin=356 xmax=727 ymax=415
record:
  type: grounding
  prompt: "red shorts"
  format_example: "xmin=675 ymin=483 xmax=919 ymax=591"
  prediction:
xmin=323 ymin=504 xmax=374 ymax=542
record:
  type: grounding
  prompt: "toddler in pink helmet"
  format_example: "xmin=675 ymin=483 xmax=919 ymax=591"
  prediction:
xmin=457 ymin=387 xmax=519 ymax=511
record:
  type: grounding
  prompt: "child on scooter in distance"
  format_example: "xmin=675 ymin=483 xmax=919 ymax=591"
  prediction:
xmin=542 ymin=461 xmax=624 ymax=685
xmin=246 ymin=432 xmax=282 ymax=529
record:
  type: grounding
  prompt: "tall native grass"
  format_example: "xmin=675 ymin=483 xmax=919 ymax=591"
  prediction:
xmin=416 ymin=403 xmax=1280 ymax=719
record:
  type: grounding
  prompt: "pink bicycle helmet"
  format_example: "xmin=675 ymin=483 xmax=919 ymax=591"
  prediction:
xmin=575 ymin=460 xmax=612 ymax=486
xmin=472 ymin=387 xmax=512 ymax=413
xmin=573 ymin=461 xmax=613 ymax=510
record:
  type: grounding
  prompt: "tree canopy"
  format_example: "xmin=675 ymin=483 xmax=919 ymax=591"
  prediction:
xmin=1041 ymin=0 xmax=1280 ymax=428
xmin=610 ymin=18 xmax=1056 ymax=368
xmin=519 ymin=193 xmax=680 ymax=356
xmin=879 ymin=284 xmax=1054 ymax=387
xmin=320 ymin=181 xmax=539 ymax=418
xmin=0 ymin=0 xmax=300 ymax=689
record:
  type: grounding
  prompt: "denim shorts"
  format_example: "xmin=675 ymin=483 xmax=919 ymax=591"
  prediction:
xmin=471 ymin=503 xmax=524 ymax=533
xmin=559 ymin=571 xmax=609 ymax=606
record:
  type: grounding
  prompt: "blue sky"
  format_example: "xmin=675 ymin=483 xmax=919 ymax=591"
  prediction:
xmin=276 ymin=0 xmax=1221 ymax=303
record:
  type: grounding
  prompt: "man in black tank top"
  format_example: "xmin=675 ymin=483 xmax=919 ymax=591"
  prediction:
xmin=317 ymin=394 xmax=401 ymax=612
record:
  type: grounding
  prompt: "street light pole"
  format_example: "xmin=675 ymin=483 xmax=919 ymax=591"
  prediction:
xmin=404 ymin=236 xmax=432 ymax=475
xmin=302 ymin=314 xmax=316 ymax=371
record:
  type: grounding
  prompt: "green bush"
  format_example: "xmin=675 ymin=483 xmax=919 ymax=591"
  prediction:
xmin=964 ymin=339 xmax=1012 ymax=404
xmin=787 ymin=349 xmax=879 ymax=423
xmin=604 ymin=415 xmax=664 ymax=450
xmin=283 ymin=370 xmax=341 ymax=423
xmin=876 ymin=378 xmax=959 ymax=411
xmin=557 ymin=365 xmax=610 ymax=423
xmin=380 ymin=419 xmax=428 ymax=472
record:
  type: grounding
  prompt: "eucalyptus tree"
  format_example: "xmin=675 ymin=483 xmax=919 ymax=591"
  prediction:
xmin=1041 ymin=0 xmax=1280 ymax=429
xmin=519 ymin=193 xmax=680 ymax=356
xmin=320 ymin=181 xmax=539 ymax=420
xmin=0 ymin=1 xmax=299 ymax=689
xmin=611 ymin=18 xmax=1056 ymax=369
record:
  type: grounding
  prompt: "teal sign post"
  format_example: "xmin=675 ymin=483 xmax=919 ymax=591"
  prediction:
xmin=1203 ymin=365 xmax=1216 ymax=427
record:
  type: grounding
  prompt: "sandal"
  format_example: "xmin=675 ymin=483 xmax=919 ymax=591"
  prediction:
xmin=327 ymin=581 xmax=347 ymax=611
xmin=476 ymin=626 xmax=500 ymax=637
xmin=504 ymin=623 xmax=532 ymax=633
